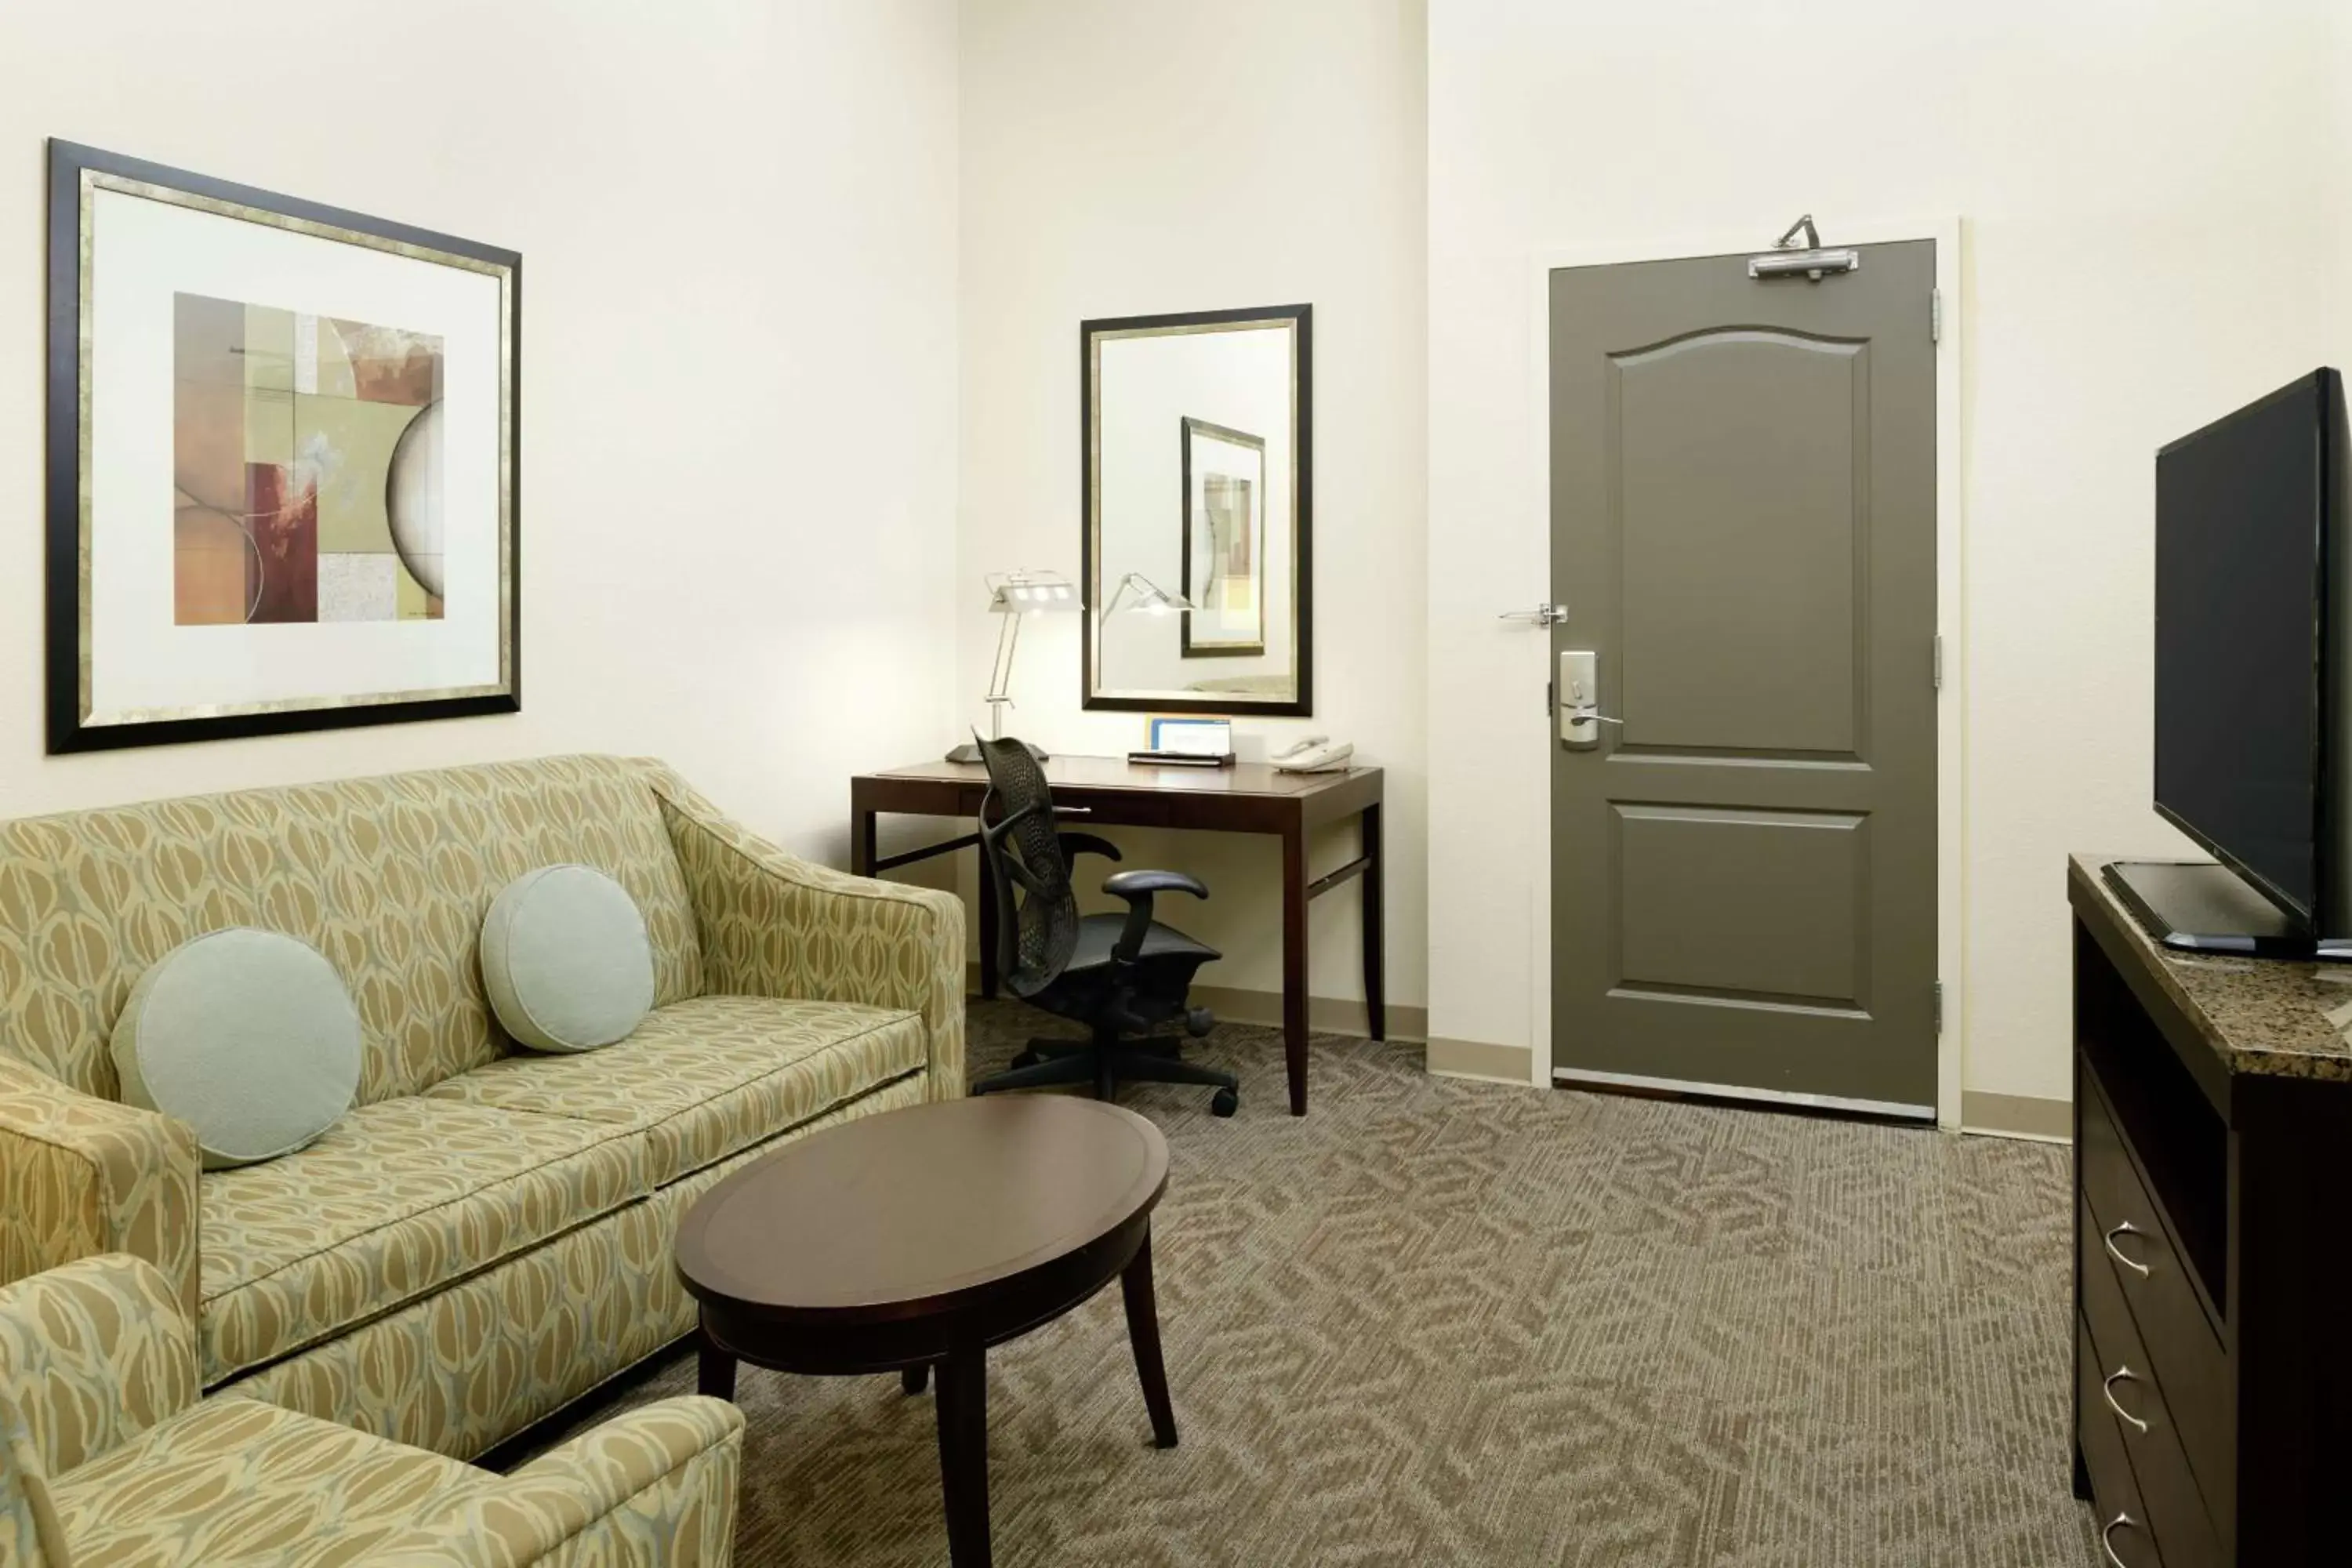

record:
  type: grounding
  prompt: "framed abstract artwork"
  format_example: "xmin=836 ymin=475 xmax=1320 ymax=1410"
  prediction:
xmin=45 ymin=140 xmax=521 ymax=753
xmin=1178 ymin=416 xmax=1266 ymax=658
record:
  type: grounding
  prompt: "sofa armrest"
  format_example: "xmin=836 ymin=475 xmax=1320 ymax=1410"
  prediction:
xmin=0 ymin=1056 xmax=201 ymax=1319
xmin=651 ymin=770 xmax=967 ymax=1101
xmin=0 ymin=1253 xmax=198 ymax=1476
xmin=374 ymin=1397 xmax=744 ymax=1567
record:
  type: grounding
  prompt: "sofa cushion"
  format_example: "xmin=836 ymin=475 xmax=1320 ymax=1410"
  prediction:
xmin=423 ymin=995 xmax=927 ymax=1188
xmin=481 ymin=865 xmax=656 ymax=1054
xmin=50 ymin=1396 xmax=494 ymax=1568
xmin=111 ymin=928 xmax=363 ymax=1170
xmin=198 ymin=1098 xmax=644 ymax=1386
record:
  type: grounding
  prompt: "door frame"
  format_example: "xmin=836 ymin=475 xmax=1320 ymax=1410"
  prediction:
xmin=1524 ymin=217 xmax=1965 ymax=1130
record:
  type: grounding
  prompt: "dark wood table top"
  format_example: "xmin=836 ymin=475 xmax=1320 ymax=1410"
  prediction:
xmin=674 ymin=1097 xmax=1170 ymax=1327
xmin=863 ymin=753 xmax=1377 ymax=800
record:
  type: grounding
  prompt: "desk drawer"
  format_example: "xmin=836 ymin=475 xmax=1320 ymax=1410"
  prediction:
xmin=2081 ymin=1200 xmax=2223 ymax=1568
xmin=2082 ymin=1316 xmax=2165 ymax=1568
xmin=2078 ymin=1069 xmax=2233 ymax=1526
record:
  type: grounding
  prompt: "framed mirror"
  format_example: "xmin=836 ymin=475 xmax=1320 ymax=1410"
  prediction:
xmin=1082 ymin=303 xmax=1311 ymax=715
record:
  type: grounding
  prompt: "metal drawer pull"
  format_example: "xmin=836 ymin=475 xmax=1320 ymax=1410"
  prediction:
xmin=2102 ymin=1367 xmax=2151 ymax=1435
xmin=2100 ymin=1511 xmax=2140 ymax=1567
xmin=2103 ymin=1221 xmax=2152 ymax=1279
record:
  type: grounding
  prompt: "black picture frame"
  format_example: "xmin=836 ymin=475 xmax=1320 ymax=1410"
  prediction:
xmin=1178 ymin=416 xmax=1268 ymax=659
xmin=1080 ymin=303 xmax=1312 ymax=717
xmin=44 ymin=139 xmax=522 ymax=753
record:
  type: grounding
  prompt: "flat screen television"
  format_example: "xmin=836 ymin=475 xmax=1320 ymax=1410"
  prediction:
xmin=2128 ymin=368 xmax=2352 ymax=953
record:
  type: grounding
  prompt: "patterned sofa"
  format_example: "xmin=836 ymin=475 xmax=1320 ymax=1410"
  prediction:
xmin=0 ymin=755 xmax=964 ymax=1463
xmin=3 ymin=1252 xmax=742 ymax=1566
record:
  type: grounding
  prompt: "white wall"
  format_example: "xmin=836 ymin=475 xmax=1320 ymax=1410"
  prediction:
xmin=959 ymin=0 xmax=1429 ymax=1010
xmin=0 ymin=0 xmax=961 ymax=861
xmin=1428 ymin=0 xmax=2343 ymax=1103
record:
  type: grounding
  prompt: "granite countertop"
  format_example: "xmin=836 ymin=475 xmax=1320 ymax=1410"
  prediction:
xmin=2070 ymin=854 xmax=2352 ymax=1083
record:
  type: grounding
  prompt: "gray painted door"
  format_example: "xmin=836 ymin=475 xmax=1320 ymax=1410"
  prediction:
xmin=1549 ymin=241 xmax=1937 ymax=1113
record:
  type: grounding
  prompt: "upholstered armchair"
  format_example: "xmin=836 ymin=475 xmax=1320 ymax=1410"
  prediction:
xmin=0 ymin=1254 xmax=741 ymax=1567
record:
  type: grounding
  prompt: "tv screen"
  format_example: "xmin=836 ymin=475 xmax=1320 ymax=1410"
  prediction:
xmin=2154 ymin=373 xmax=2333 ymax=923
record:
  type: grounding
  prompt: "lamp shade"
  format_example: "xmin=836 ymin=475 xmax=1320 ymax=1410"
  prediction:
xmin=985 ymin=569 xmax=1083 ymax=614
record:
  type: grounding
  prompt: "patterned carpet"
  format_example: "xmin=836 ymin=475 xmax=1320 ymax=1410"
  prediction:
xmin=528 ymin=1002 xmax=2100 ymax=1566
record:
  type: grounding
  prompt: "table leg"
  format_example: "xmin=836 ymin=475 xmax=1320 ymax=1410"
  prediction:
xmin=934 ymin=1348 xmax=993 ymax=1567
xmin=976 ymin=848 xmax=1000 ymax=1001
xmin=696 ymin=1332 xmax=737 ymax=1400
xmin=1281 ymin=822 xmax=1309 ymax=1116
xmin=1360 ymin=801 xmax=1386 ymax=1042
xmin=851 ymin=807 xmax=877 ymax=878
xmin=903 ymin=1363 xmax=930 ymax=1396
xmin=1120 ymin=1225 xmax=1178 ymax=1450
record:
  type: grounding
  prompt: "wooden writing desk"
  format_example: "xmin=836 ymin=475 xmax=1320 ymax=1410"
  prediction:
xmin=851 ymin=755 xmax=1385 ymax=1116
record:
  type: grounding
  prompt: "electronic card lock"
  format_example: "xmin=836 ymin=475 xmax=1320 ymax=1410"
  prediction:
xmin=1558 ymin=651 xmax=1623 ymax=750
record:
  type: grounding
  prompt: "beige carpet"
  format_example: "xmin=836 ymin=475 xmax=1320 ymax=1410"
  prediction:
xmin=527 ymin=1002 xmax=2100 ymax=1566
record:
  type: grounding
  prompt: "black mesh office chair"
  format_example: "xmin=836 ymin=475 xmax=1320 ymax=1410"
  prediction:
xmin=967 ymin=734 xmax=1239 ymax=1116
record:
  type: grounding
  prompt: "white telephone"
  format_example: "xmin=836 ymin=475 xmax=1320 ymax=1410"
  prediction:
xmin=1272 ymin=735 xmax=1355 ymax=773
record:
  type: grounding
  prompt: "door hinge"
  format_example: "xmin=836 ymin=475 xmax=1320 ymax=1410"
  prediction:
xmin=1546 ymin=678 xmax=1555 ymax=717
xmin=1930 ymin=287 xmax=1942 ymax=344
xmin=1932 ymin=633 xmax=1944 ymax=690
xmin=1933 ymin=981 xmax=1944 ymax=1033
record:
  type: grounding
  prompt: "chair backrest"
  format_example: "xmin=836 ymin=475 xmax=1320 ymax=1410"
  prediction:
xmin=975 ymin=736 xmax=1079 ymax=997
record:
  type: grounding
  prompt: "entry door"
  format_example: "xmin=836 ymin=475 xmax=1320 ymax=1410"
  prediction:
xmin=1549 ymin=241 xmax=1937 ymax=1114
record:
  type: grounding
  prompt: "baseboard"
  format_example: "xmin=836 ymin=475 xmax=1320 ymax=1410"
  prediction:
xmin=1425 ymin=1036 xmax=1535 ymax=1085
xmin=964 ymin=965 xmax=1425 ymax=1043
xmin=1960 ymin=1091 xmax=2072 ymax=1143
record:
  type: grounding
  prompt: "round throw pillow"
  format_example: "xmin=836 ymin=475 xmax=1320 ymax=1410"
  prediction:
xmin=480 ymin=865 xmax=655 ymax=1054
xmin=111 ymin=929 xmax=361 ymax=1170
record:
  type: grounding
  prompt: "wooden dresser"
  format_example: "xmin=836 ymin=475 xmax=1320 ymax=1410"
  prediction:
xmin=2070 ymin=857 xmax=2352 ymax=1566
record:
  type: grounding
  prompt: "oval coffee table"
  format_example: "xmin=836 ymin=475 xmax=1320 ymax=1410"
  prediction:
xmin=673 ymin=1094 xmax=1178 ymax=1568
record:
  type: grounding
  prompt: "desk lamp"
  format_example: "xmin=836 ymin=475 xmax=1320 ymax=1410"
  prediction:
xmin=945 ymin=569 xmax=1192 ymax=764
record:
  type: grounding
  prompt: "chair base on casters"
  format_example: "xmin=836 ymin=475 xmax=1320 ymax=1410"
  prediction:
xmin=975 ymin=1033 xmax=1239 ymax=1117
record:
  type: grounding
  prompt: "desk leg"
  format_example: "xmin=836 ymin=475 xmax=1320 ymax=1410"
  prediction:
xmin=1282 ymin=822 xmax=1309 ymax=1116
xmin=976 ymin=846 xmax=1000 ymax=1001
xmin=1361 ymin=801 xmax=1386 ymax=1043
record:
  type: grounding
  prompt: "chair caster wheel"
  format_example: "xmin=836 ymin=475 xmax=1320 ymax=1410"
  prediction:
xmin=1210 ymin=1087 xmax=1239 ymax=1118
xmin=1010 ymin=1049 xmax=1042 ymax=1070
xmin=1186 ymin=1007 xmax=1214 ymax=1039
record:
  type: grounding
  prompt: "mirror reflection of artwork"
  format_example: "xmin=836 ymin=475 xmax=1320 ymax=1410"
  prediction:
xmin=173 ymin=295 xmax=445 ymax=626
xmin=1181 ymin=418 xmax=1265 ymax=657
xmin=1083 ymin=303 xmax=1310 ymax=716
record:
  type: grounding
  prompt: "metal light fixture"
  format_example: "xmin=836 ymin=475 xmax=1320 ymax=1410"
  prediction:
xmin=946 ymin=569 xmax=1085 ymax=764
xmin=1102 ymin=571 xmax=1194 ymax=618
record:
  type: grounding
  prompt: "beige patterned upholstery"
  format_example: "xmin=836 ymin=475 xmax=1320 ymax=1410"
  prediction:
xmin=2 ymin=1254 xmax=740 ymax=1568
xmin=0 ymin=755 xmax=965 ymax=1473
xmin=423 ymin=996 xmax=927 ymax=1186
xmin=198 ymin=1098 xmax=648 ymax=1385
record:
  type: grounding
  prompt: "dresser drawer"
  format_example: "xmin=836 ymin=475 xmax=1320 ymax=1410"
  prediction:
xmin=2081 ymin=1316 xmax=2165 ymax=1568
xmin=2079 ymin=1069 xmax=2234 ymax=1527
xmin=2081 ymin=1200 xmax=2223 ymax=1568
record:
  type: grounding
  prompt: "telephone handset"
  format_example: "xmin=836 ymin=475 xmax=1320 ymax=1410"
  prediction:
xmin=1272 ymin=735 xmax=1355 ymax=773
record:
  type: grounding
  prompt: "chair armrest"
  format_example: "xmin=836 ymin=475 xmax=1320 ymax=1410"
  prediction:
xmin=0 ymin=1254 xmax=198 ymax=1476
xmin=0 ymin=1056 xmax=201 ymax=1319
xmin=649 ymin=768 xmax=967 ymax=1100
xmin=1060 ymin=831 xmax=1123 ymax=865
xmin=1101 ymin=869 xmax=1208 ymax=964
xmin=372 ymin=1397 xmax=744 ymax=1567
xmin=1102 ymin=869 xmax=1207 ymax=901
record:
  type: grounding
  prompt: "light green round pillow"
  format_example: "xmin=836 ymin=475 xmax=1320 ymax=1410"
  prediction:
xmin=111 ymin=928 xmax=361 ymax=1171
xmin=481 ymin=865 xmax=655 ymax=1054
